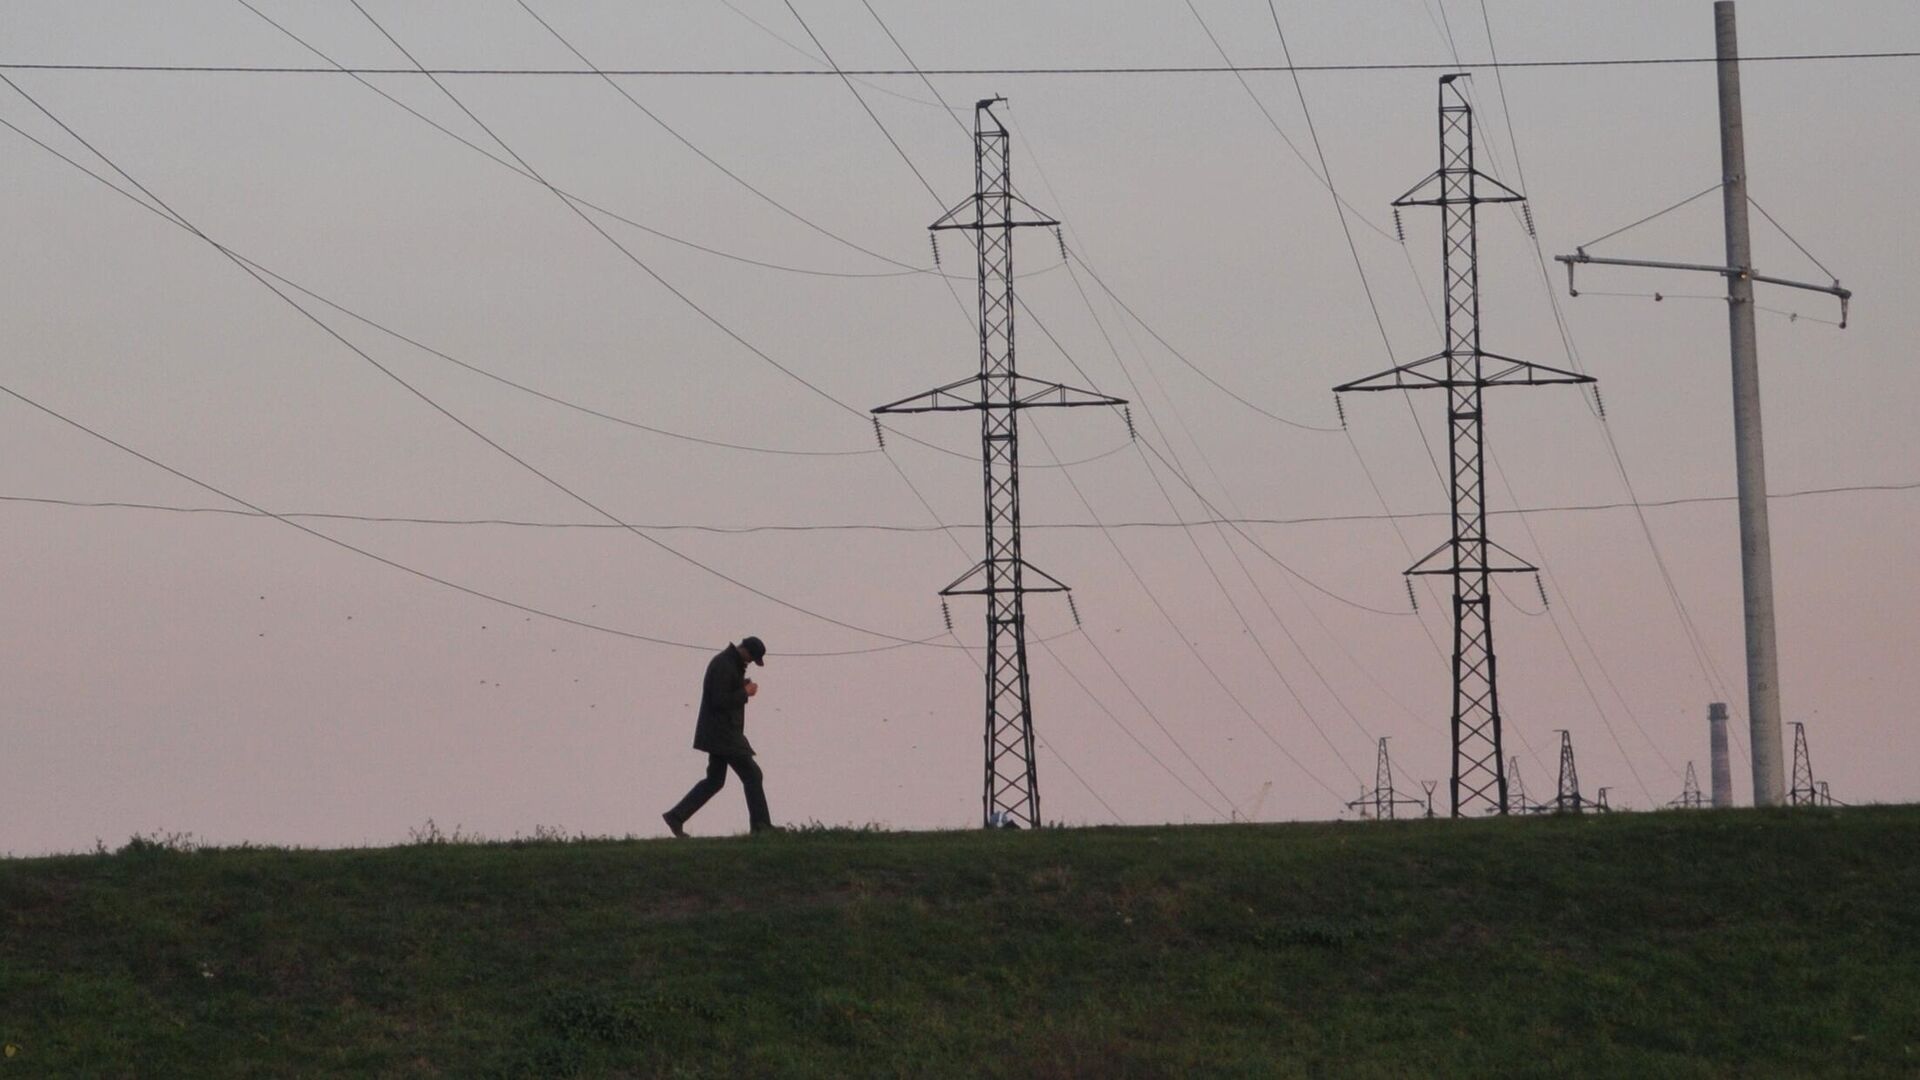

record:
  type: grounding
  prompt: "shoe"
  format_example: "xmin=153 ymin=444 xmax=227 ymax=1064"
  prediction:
xmin=662 ymin=813 xmax=687 ymax=839
xmin=750 ymin=823 xmax=784 ymax=835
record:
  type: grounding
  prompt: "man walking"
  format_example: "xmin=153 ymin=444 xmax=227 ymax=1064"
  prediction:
xmin=662 ymin=636 xmax=775 ymax=836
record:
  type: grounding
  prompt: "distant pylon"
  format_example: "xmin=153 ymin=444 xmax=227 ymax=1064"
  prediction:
xmin=1334 ymin=75 xmax=1594 ymax=818
xmin=1669 ymin=761 xmax=1707 ymax=809
xmin=1554 ymin=731 xmax=1583 ymax=813
xmin=1543 ymin=726 xmax=1605 ymax=810
xmin=1788 ymin=722 xmax=1818 ymax=806
xmin=873 ymin=98 xmax=1125 ymax=830
xmin=1505 ymin=754 xmax=1530 ymax=814
xmin=1346 ymin=737 xmax=1427 ymax=821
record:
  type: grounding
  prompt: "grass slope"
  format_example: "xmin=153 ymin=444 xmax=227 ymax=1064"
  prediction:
xmin=2 ymin=806 xmax=1917 ymax=1078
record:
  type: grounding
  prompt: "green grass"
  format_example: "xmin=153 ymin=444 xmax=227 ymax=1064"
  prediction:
xmin=3 ymin=806 xmax=1917 ymax=1078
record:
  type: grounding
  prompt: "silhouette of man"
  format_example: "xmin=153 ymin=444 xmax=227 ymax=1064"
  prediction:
xmin=662 ymin=636 xmax=775 ymax=836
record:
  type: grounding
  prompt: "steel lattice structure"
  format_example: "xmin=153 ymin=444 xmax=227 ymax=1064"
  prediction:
xmin=1347 ymin=737 xmax=1426 ymax=820
xmin=1788 ymin=722 xmax=1818 ymax=806
xmin=1669 ymin=761 xmax=1707 ymax=809
xmin=1335 ymin=75 xmax=1593 ymax=817
xmin=1506 ymin=754 xmax=1530 ymax=815
xmin=874 ymin=98 xmax=1123 ymax=829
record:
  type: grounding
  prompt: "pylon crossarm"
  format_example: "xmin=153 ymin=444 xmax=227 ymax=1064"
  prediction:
xmin=1393 ymin=168 xmax=1526 ymax=208
xmin=1555 ymin=250 xmax=1851 ymax=327
xmin=1012 ymin=376 xmax=1126 ymax=409
xmin=1336 ymin=351 xmax=1591 ymax=393
xmin=1405 ymin=538 xmax=1540 ymax=577
xmin=875 ymin=374 xmax=1125 ymax=414
xmin=872 ymin=375 xmax=983 ymax=414
xmin=929 ymin=192 xmax=1059 ymax=232
xmin=1334 ymin=352 xmax=1451 ymax=392
xmin=1478 ymin=352 xmax=1595 ymax=386
xmin=938 ymin=558 xmax=1071 ymax=597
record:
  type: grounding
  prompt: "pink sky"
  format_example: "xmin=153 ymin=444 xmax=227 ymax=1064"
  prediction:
xmin=3 ymin=1 xmax=1916 ymax=853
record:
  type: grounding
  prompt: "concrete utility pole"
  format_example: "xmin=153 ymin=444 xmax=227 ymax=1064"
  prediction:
xmin=1713 ymin=0 xmax=1785 ymax=807
xmin=1557 ymin=3 xmax=1850 ymax=808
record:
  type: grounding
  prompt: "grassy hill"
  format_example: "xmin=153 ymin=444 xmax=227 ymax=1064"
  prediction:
xmin=2 ymin=806 xmax=1916 ymax=1078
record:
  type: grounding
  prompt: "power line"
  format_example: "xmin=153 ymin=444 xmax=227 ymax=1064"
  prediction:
xmin=0 ymin=66 xmax=938 ymax=650
xmin=513 ymin=0 xmax=932 ymax=274
xmin=5 ymin=477 xmax=1907 ymax=533
xmin=1033 ymin=632 xmax=1232 ymax=822
xmin=0 ymin=109 xmax=1121 ymax=470
xmin=4 ymin=51 xmax=1914 ymax=76
xmin=1470 ymin=0 xmax=1734 ymax=797
xmin=228 ymin=0 xmax=941 ymax=283
xmin=0 ymin=380 xmax=939 ymax=658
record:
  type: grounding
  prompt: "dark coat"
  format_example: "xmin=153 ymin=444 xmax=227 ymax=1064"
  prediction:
xmin=692 ymin=644 xmax=753 ymax=757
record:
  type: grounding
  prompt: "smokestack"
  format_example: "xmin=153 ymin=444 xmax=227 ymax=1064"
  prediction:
xmin=1708 ymin=702 xmax=1734 ymax=808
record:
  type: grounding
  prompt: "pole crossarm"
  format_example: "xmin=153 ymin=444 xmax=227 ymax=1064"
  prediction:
xmin=873 ymin=373 xmax=1125 ymax=414
xmin=1555 ymin=249 xmax=1851 ymax=327
xmin=1334 ymin=350 xmax=1593 ymax=392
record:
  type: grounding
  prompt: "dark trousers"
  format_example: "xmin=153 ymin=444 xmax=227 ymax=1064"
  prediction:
xmin=666 ymin=753 xmax=771 ymax=831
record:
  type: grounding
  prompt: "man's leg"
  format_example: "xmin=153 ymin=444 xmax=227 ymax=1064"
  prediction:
xmin=664 ymin=755 xmax=729 ymax=834
xmin=728 ymin=755 xmax=773 ymax=832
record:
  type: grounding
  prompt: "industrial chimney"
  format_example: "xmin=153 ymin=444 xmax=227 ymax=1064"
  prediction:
xmin=1708 ymin=702 xmax=1734 ymax=808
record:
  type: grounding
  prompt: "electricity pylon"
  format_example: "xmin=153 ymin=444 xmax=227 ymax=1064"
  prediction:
xmin=1506 ymin=754 xmax=1531 ymax=814
xmin=873 ymin=98 xmax=1125 ymax=830
xmin=1334 ymin=75 xmax=1594 ymax=817
xmin=1554 ymin=730 xmax=1584 ymax=813
xmin=1669 ymin=761 xmax=1707 ymax=809
xmin=1546 ymin=730 xmax=1611 ymax=813
xmin=1788 ymin=722 xmax=1817 ymax=806
xmin=1346 ymin=738 xmax=1426 ymax=820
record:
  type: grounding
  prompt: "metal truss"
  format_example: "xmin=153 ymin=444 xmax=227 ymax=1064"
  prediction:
xmin=1346 ymin=737 xmax=1428 ymax=820
xmin=1334 ymin=76 xmax=1593 ymax=817
xmin=1669 ymin=761 xmax=1708 ymax=809
xmin=1788 ymin=722 xmax=1818 ymax=806
xmin=874 ymin=98 xmax=1124 ymax=829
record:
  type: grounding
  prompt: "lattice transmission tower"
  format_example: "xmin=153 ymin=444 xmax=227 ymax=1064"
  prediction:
xmin=874 ymin=98 xmax=1125 ymax=829
xmin=1788 ymin=722 xmax=1818 ymax=806
xmin=1669 ymin=761 xmax=1707 ymax=809
xmin=1506 ymin=754 xmax=1531 ymax=814
xmin=1545 ymin=730 xmax=1611 ymax=814
xmin=1334 ymin=75 xmax=1594 ymax=817
xmin=1346 ymin=738 xmax=1426 ymax=820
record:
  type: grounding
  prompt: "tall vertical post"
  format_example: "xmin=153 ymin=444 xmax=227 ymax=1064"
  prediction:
xmin=1707 ymin=701 xmax=1734 ymax=808
xmin=874 ymin=99 xmax=1125 ymax=829
xmin=1716 ymin=1 xmax=1787 ymax=807
xmin=1335 ymin=76 xmax=1593 ymax=817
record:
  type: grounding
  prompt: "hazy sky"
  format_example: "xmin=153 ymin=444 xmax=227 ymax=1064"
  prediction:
xmin=3 ymin=2 xmax=1916 ymax=853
